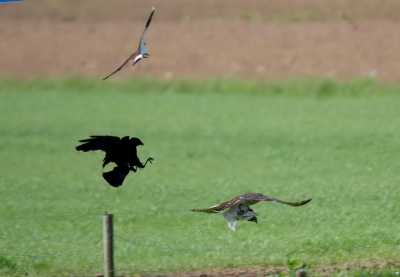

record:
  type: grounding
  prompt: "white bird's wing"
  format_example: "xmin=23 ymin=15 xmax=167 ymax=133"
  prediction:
xmin=222 ymin=212 xmax=237 ymax=231
xmin=222 ymin=206 xmax=240 ymax=231
xmin=222 ymin=206 xmax=259 ymax=231
xmin=241 ymin=210 xmax=259 ymax=218
xmin=102 ymin=53 xmax=137 ymax=80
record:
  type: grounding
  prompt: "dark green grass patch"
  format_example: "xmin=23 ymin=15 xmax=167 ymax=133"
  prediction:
xmin=1 ymin=75 xmax=400 ymax=97
xmin=0 ymin=77 xmax=399 ymax=276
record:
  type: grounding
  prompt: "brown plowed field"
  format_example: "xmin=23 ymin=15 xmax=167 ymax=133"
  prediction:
xmin=1 ymin=0 xmax=400 ymax=81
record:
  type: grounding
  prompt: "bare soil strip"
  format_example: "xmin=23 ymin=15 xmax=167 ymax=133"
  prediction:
xmin=129 ymin=260 xmax=400 ymax=277
xmin=1 ymin=19 xmax=400 ymax=82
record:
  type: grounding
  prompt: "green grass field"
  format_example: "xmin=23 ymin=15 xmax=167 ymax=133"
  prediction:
xmin=0 ymin=77 xmax=399 ymax=276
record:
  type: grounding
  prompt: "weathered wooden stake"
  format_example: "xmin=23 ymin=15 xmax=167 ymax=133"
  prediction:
xmin=103 ymin=212 xmax=114 ymax=277
xmin=295 ymin=269 xmax=307 ymax=277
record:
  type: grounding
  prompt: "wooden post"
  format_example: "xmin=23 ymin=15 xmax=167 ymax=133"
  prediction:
xmin=295 ymin=269 xmax=307 ymax=277
xmin=103 ymin=212 xmax=114 ymax=277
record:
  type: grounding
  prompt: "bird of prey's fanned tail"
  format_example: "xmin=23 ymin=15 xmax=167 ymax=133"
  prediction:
xmin=275 ymin=198 xmax=313 ymax=207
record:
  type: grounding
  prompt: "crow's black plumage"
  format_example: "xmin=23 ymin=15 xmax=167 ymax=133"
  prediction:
xmin=76 ymin=135 xmax=154 ymax=187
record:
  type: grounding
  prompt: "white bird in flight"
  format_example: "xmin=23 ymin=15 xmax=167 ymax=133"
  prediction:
xmin=103 ymin=7 xmax=155 ymax=80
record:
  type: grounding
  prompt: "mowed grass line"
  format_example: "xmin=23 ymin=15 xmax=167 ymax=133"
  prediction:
xmin=0 ymin=77 xmax=399 ymax=276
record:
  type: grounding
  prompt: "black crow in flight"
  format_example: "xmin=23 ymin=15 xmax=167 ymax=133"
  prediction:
xmin=76 ymin=135 xmax=154 ymax=187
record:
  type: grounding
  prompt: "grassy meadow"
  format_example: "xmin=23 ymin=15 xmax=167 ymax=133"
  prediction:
xmin=0 ymin=77 xmax=399 ymax=276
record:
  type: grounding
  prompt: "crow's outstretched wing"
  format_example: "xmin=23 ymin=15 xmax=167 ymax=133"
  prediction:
xmin=76 ymin=135 xmax=121 ymax=152
xmin=102 ymin=165 xmax=130 ymax=187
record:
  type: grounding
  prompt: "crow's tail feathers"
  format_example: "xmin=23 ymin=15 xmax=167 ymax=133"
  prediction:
xmin=102 ymin=166 xmax=130 ymax=188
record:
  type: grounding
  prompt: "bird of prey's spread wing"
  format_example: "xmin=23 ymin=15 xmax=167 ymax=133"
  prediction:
xmin=76 ymin=135 xmax=154 ymax=187
xmin=191 ymin=193 xmax=312 ymax=231
xmin=103 ymin=7 xmax=155 ymax=80
xmin=192 ymin=193 xmax=312 ymax=213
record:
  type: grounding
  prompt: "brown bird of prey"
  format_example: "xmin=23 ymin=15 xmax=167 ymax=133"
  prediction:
xmin=191 ymin=193 xmax=312 ymax=231
xmin=76 ymin=135 xmax=154 ymax=187
xmin=103 ymin=7 xmax=155 ymax=80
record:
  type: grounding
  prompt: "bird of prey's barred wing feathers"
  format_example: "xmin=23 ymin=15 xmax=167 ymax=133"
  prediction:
xmin=103 ymin=7 xmax=155 ymax=80
xmin=191 ymin=193 xmax=312 ymax=213
xmin=191 ymin=193 xmax=312 ymax=231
